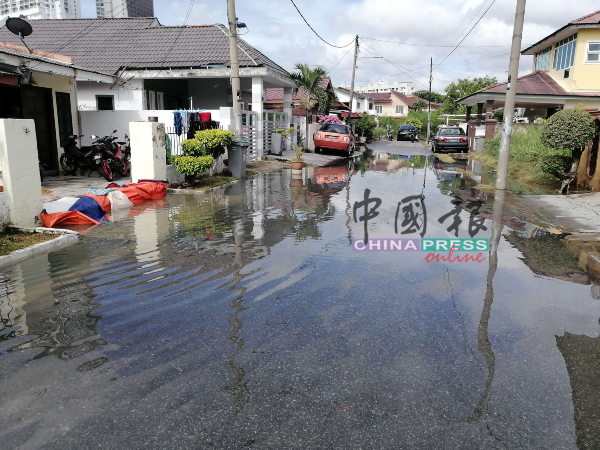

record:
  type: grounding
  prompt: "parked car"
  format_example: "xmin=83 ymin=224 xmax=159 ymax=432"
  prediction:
xmin=314 ymin=124 xmax=355 ymax=156
xmin=431 ymin=127 xmax=469 ymax=153
xmin=397 ymin=125 xmax=418 ymax=142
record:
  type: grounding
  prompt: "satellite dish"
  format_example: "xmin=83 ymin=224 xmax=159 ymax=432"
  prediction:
xmin=5 ymin=17 xmax=32 ymax=53
xmin=6 ymin=17 xmax=32 ymax=38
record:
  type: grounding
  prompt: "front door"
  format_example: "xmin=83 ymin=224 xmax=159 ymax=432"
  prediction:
xmin=21 ymin=87 xmax=57 ymax=172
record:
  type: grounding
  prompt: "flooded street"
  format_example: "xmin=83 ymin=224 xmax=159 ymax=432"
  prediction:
xmin=1 ymin=143 xmax=599 ymax=449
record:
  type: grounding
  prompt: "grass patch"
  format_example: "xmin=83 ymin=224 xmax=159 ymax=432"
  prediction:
xmin=192 ymin=171 xmax=259 ymax=190
xmin=0 ymin=228 xmax=57 ymax=256
xmin=470 ymin=125 xmax=570 ymax=188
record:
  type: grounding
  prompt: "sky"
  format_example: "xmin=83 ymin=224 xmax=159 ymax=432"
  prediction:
xmin=79 ymin=0 xmax=600 ymax=93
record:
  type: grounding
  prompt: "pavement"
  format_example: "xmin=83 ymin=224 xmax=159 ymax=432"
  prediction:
xmin=520 ymin=192 xmax=600 ymax=233
xmin=42 ymin=174 xmax=131 ymax=201
xmin=2 ymin=139 xmax=600 ymax=449
xmin=264 ymin=145 xmax=366 ymax=166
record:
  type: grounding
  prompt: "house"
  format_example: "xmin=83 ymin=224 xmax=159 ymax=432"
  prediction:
xmin=369 ymin=91 xmax=440 ymax=118
xmin=265 ymin=77 xmax=333 ymax=118
xmin=332 ymin=87 xmax=375 ymax=115
xmin=0 ymin=42 xmax=114 ymax=174
xmin=459 ymin=10 xmax=600 ymax=124
xmin=0 ymin=17 xmax=295 ymax=156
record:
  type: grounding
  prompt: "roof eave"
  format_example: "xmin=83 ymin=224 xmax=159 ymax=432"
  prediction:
xmin=522 ymin=23 xmax=600 ymax=55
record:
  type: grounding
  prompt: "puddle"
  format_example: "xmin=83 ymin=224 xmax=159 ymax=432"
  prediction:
xmin=1 ymin=154 xmax=599 ymax=449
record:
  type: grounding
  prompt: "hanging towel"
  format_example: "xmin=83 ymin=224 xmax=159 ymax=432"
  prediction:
xmin=174 ymin=112 xmax=183 ymax=136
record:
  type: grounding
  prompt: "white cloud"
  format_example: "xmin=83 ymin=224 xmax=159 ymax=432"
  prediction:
xmin=79 ymin=0 xmax=600 ymax=93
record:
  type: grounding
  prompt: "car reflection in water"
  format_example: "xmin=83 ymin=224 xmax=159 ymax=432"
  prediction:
xmin=432 ymin=155 xmax=468 ymax=181
xmin=311 ymin=165 xmax=349 ymax=194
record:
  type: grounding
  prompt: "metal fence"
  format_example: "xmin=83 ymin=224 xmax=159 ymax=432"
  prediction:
xmin=166 ymin=121 xmax=220 ymax=156
xmin=242 ymin=112 xmax=259 ymax=161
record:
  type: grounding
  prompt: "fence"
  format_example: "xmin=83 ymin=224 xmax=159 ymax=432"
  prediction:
xmin=263 ymin=112 xmax=290 ymax=153
xmin=242 ymin=112 xmax=259 ymax=161
xmin=166 ymin=121 xmax=220 ymax=156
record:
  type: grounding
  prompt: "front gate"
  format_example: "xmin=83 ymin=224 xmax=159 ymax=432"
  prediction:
xmin=263 ymin=112 xmax=289 ymax=153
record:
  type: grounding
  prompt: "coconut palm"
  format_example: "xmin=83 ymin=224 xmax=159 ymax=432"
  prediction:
xmin=289 ymin=63 xmax=337 ymax=115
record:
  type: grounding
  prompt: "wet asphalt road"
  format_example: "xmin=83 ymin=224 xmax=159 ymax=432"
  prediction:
xmin=1 ymin=141 xmax=600 ymax=449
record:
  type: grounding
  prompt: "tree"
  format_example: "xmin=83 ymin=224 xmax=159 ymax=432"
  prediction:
xmin=412 ymin=100 xmax=427 ymax=112
xmin=288 ymin=63 xmax=337 ymax=115
xmin=541 ymin=107 xmax=596 ymax=194
xmin=443 ymin=76 xmax=498 ymax=114
xmin=413 ymin=90 xmax=445 ymax=104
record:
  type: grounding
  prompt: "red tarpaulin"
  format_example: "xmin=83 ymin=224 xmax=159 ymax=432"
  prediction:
xmin=40 ymin=210 xmax=101 ymax=228
xmin=106 ymin=181 xmax=168 ymax=205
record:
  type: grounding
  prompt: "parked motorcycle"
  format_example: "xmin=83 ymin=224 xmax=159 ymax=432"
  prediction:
xmin=60 ymin=135 xmax=108 ymax=179
xmin=386 ymin=127 xmax=393 ymax=141
xmin=97 ymin=130 xmax=128 ymax=180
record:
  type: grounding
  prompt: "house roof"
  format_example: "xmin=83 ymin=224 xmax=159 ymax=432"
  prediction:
xmin=0 ymin=18 xmax=289 ymax=77
xmin=522 ymin=10 xmax=600 ymax=54
xmin=265 ymin=78 xmax=331 ymax=103
xmin=458 ymin=71 xmax=600 ymax=102
xmin=369 ymin=93 xmax=392 ymax=102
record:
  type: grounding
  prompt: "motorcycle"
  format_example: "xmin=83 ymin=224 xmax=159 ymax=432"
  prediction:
xmin=386 ymin=128 xmax=393 ymax=141
xmin=60 ymin=135 xmax=108 ymax=179
xmin=97 ymin=130 xmax=128 ymax=180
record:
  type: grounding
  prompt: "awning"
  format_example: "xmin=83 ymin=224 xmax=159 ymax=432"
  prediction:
xmin=0 ymin=70 xmax=18 ymax=86
xmin=341 ymin=111 xmax=362 ymax=118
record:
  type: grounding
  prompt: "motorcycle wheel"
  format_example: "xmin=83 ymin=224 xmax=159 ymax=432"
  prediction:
xmin=60 ymin=153 xmax=77 ymax=174
xmin=119 ymin=160 xmax=128 ymax=177
xmin=99 ymin=159 xmax=114 ymax=182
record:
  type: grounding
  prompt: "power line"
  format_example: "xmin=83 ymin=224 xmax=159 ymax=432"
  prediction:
xmin=289 ymin=0 xmax=355 ymax=49
xmin=360 ymin=37 xmax=518 ymax=48
xmin=329 ymin=47 xmax=353 ymax=72
xmin=434 ymin=0 xmax=497 ymax=69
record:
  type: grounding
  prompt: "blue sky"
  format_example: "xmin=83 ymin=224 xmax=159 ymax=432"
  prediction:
xmin=80 ymin=0 xmax=600 ymax=92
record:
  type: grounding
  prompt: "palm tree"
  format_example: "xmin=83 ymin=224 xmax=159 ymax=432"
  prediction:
xmin=289 ymin=63 xmax=338 ymax=148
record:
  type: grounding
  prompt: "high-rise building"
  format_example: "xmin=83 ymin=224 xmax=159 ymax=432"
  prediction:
xmin=0 ymin=0 xmax=81 ymax=21
xmin=342 ymin=80 xmax=415 ymax=95
xmin=96 ymin=0 xmax=153 ymax=18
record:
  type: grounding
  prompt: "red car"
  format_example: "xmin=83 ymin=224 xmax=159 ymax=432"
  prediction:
xmin=314 ymin=123 xmax=355 ymax=156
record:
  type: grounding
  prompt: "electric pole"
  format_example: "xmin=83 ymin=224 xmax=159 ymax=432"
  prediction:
xmin=227 ymin=0 xmax=242 ymax=134
xmin=348 ymin=35 xmax=359 ymax=114
xmin=496 ymin=0 xmax=526 ymax=190
xmin=427 ymin=57 xmax=432 ymax=142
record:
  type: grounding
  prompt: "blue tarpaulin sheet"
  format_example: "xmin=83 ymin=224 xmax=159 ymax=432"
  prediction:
xmin=68 ymin=196 xmax=106 ymax=222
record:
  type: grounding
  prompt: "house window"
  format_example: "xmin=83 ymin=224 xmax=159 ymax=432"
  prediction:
xmin=395 ymin=105 xmax=404 ymax=115
xmin=96 ymin=95 xmax=114 ymax=111
xmin=357 ymin=101 xmax=361 ymax=109
xmin=369 ymin=102 xmax=373 ymax=110
xmin=535 ymin=46 xmax=551 ymax=71
xmin=553 ymin=33 xmax=577 ymax=71
xmin=375 ymin=105 xmax=383 ymax=113
xmin=55 ymin=92 xmax=73 ymax=147
xmin=586 ymin=42 xmax=600 ymax=63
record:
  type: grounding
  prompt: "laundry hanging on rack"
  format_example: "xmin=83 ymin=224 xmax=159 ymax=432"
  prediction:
xmin=173 ymin=112 xmax=184 ymax=136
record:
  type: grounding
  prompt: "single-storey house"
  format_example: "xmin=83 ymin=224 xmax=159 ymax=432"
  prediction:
xmin=0 ymin=42 xmax=114 ymax=174
xmin=0 ymin=17 xmax=295 ymax=156
xmin=369 ymin=91 xmax=441 ymax=118
xmin=333 ymin=87 xmax=376 ymax=115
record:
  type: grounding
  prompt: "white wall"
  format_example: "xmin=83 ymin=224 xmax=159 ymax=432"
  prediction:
xmin=77 ymin=79 xmax=145 ymax=111
xmin=79 ymin=109 xmax=221 ymax=145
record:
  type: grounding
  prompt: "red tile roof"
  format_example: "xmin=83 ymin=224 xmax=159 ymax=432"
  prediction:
xmin=265 ymin=78 xmax=331 ymax=102
xmin=462 ymin=71 xmax=600 ymax=100
xmin=368 ymin=93 xmax=392 ymax=102
xmin=570 ymin=10 xmax=600 ymax=24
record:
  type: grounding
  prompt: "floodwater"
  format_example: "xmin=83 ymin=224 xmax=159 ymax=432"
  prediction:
xmin=1 ymin=143 xmax=599 ymax=449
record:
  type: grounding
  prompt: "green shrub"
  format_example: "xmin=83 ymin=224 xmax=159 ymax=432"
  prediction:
xmin=541 ymin=107 xmax=595 ymax=150
xmin=181 ymin=139 xmax=206 ymax=157
xmin=194 ymin=129 xmax=234 ymax=158
xmin=540 ymin=155 xmax=573 ymax=179
xmin=173 ymin=155 xmax=214 ymax=182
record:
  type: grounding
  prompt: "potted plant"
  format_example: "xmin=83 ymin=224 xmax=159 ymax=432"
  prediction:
xmin=270 ymin=127 xmax=294 ymax=156
xmin=291 ymin=146 xmax=304 ymax=171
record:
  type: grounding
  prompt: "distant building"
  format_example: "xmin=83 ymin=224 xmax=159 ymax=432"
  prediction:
xmin=342 ymin=80 xmax=415 ymax=95
xmin=96 ymin=0 xmax=153 ymax=18
xmin=0 ymin=0 xmax=81 ymax=21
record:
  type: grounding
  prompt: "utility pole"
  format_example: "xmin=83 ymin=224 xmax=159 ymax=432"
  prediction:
xmin=348 ymin=35 xmax=359 ymax=114
xmin=427 ymin=57 xmax=432 ymax=142
xmin=227 ymin=0 xmax=242 ymax=134
xmin=496 ymin=0 xmax=526 ymax=190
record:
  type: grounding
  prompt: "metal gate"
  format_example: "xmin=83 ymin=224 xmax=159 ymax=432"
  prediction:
xmin=263 ymin=112 xmax=289 ymax=153
xmin=241 ymin=111 xmax=259 ymax=161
